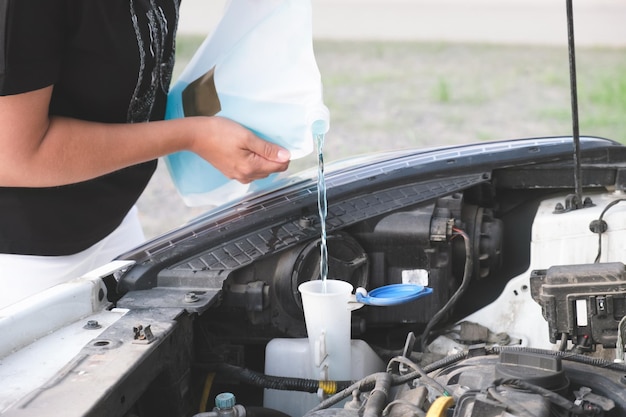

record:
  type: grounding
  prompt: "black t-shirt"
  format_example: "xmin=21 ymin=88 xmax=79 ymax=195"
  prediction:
xmin=0 ymin=0 xmax=180 ymax=255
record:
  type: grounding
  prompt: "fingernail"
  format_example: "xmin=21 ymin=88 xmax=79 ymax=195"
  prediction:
xmin=277 ymin=149 xmax=291 ymax=161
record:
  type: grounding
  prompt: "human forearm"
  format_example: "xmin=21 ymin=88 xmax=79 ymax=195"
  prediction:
xmin=1 ymin=115 xmax=194 ymax=187
xmin=0 ymin=87 xmax=290 ymax=187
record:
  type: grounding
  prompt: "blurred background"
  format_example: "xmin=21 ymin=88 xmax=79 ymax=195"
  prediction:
xmin=137 ymin=0 xmax=626 ymax=238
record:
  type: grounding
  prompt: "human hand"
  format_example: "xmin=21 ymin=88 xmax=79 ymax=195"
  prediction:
xmin=189 ymin=116 xmax=291 ymax=184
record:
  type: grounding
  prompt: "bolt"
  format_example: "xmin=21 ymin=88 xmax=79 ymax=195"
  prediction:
xmin=299 ymin=217 xmax=313 ymax=228
xmin=184 ymin=292 xmax=199 ymax=303
xmin=84 ymin=320 xmax=102 ymax=330
xmin=553 ymin=202 xmax=565 ymax=214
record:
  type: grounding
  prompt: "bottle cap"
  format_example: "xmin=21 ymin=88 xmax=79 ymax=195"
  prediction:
xmin=355 ymin=284 xmax=433 ymax=306
xmin=307 ymin=105 xmax=330 ymax=135
xmin=215 ymin=392 xmax=236 ymax=409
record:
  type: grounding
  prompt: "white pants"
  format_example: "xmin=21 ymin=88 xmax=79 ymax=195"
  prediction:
xmin=0 ymin=206 xmax=145 ymax=309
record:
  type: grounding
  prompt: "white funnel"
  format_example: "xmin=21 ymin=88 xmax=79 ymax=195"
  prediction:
xmin=298 ymin=279 xmax=354 ymax=381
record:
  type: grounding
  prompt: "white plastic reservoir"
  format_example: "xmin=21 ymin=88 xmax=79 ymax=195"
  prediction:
xmin=264 ymin=279 xmax=385 ymax=416
xmin=263 ymin=338 xmax=384 ymax=417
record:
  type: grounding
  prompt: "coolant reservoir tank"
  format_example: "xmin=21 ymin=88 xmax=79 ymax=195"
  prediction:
xmin=263 ymin=338 xmax=384 ymax=417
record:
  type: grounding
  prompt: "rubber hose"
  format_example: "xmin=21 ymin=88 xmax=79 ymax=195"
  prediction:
xmin=390 ymin=351 xmax=469 ymax=388
xmin=363 ymin=372 xmax=392 ymax=417
xmin=201 ymin=363 xmax=354 ymax=393
xmin=422 ymin=351 xmax=470 ymax=373
xmin=491 ymin=346 xmax=626 ymax=372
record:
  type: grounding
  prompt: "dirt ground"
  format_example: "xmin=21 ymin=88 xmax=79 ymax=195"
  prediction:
xmin=136 ymin=37 xmax=626 ymax=239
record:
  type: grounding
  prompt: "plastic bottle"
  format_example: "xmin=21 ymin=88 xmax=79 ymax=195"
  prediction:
xmin=164 ymin=0 xmax=329 ymax=207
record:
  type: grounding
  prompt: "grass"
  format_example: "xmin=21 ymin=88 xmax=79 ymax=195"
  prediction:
xmin=580 ymin=70 xmax=626 ymax=138
xmin=433 ymin=77 xmax=451 ymax=103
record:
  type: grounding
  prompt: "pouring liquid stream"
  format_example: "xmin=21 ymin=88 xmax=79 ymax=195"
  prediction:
xmin=315 ymin=132 xmax=328 ymax=293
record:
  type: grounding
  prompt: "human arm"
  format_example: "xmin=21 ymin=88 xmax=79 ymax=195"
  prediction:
xmin=0 ymin=86 xmax=290 ymax=187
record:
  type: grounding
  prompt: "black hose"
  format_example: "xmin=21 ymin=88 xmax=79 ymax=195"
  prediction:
xmin=491 ymin=346 xmax=626 ymax=372
xmin=196 ymin=362 xmax=354 ymax=393
xmin=593 ymin=198 xmax=626 ymax=262
xmin=421 ymin=228 xmax=473 ymax=351
xmin=363 ymin=372 xmax=392 ymax=417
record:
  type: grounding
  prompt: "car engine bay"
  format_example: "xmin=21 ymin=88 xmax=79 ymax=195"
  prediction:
xmin=104 ymin=137 xmax=626 ymax=417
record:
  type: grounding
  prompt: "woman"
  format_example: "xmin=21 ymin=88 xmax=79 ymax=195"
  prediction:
xmin=0 ymin=0 xmax=290 ymax=308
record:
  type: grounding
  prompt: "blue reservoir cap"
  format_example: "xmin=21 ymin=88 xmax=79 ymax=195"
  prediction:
xmin=355 ymin=284 xmax=433 ymax=306
xmin=215 ymin=392 xmax=236 ymax=409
